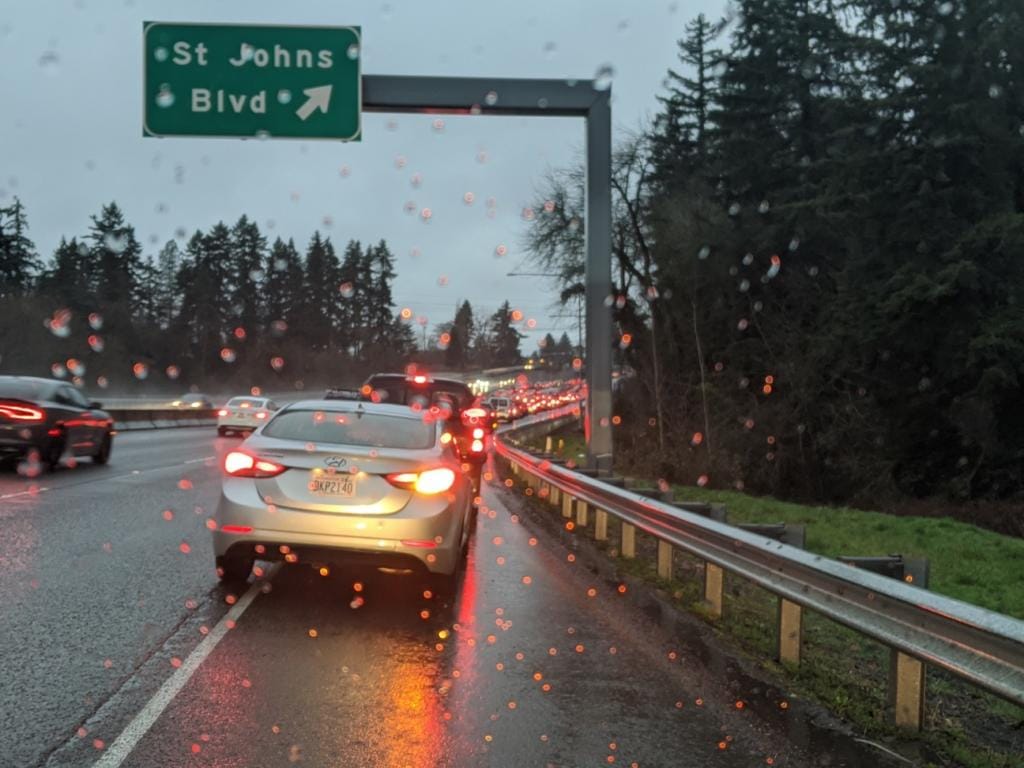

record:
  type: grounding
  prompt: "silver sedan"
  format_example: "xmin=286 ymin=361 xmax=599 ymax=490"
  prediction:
xmin=212 ymin=400 xmax=474 ymax=593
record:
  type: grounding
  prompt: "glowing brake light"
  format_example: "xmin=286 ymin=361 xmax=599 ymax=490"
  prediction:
xmin=412 ymin=375 xmax=428 ymax=384
xmin=256 ymin=411 xmax=267 ymax=419
xmin=218 ymin=409 xmax=228 ymax=417
xmin=472 ymin=428 xmax=485 ymax=439
xmin=471 ymin=439 xmax=484 ymax=453
xmin=0 ymin=403 xmax=45 ymax=421
xmin=221 ymin=524 xmax=253 ymax=534
xmin=223 ymin=451 xmax=286 ymax=478
xmin=386 ymin=467 xmax=456 ymax=495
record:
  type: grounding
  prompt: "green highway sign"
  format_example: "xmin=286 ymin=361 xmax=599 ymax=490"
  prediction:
xmin=143 ymin=22 xmax=361 ymax=141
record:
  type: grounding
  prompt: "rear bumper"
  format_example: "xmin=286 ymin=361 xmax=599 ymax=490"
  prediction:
xmin=0 ymin=425 xmax=50 ymax=456
xmin=212 ymin=480 xmax=465 ymax=574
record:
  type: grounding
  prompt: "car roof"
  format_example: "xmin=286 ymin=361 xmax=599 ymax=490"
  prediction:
xmin=282 ymin=399 xmax=430 ymax=419
xmin=364 ymin=373 xmax=470 ymax=389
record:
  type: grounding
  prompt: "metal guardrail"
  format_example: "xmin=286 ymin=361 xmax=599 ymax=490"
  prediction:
xmin=494 ymin=409 xmax=1024 ymax=731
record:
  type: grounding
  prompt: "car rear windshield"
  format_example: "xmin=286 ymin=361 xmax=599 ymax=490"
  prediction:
xmin=0 ymin=379 xmax=52 ymax=400
xmin=262 ymin=409 xmax=434 ymax=450
xmin=365 ymin=379 xmax=473 ymax=411
xmin=228 ymin=398 xmax=263 ymax=408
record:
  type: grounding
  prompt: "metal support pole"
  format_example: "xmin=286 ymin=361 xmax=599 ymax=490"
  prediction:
xmin=778 ymin=598 xmax=802 ymax=666
xmin=594 ymin=509 xmax=608 ymax=541
xmin=561 ymin=492 xmax=574 ymax=519
xmin=890 ymin=651 xmax=925 ymax=732
xmin=575 ymin=499 xmax=589 ymax=527
xmin=657 ymin=540 xmax=673 ymax=581
xmin=704 ymin=563 xmax=724 ymax=619
xmin=585 ymin=89 xmax=613 ymax=472
xmin=620 ymin=522 xmax=636 ymax=558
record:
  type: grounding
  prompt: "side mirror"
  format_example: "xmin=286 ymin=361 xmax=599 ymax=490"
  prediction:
xmin=89 ymin=400 xmax=103 ymax=409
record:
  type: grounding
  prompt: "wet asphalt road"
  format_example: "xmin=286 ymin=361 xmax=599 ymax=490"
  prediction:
xmin=2 ymin=427 xmax=834 ymax=767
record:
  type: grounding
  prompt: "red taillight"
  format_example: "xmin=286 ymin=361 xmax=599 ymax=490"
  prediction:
xmin=223 ymin=451 xmax=286 ymax=478
xmin=386 ymin=467 xmax=456 ymax=495
xmin=256 ymin=411 xmax=267 ymax=419
xmin=218 ymin=409 xmax=228 ymax=417
xmin=471 ymin=439 xmax=484 ymax=453
xmin=462 ymin=407 xmax=487 ymax=420
xmin=401 ymin=539 xmax=438 ymax=548
xmin=221 ymin=524 xmax=253 ymax=534
xmin=472 ymin=428 xmax=485 ymax=439
xmin=0 ymin=403 xmax=45 ymax=422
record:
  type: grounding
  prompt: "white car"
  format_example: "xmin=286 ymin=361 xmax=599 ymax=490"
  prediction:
xmin=217 ymin=396 xmax=279 ymax=436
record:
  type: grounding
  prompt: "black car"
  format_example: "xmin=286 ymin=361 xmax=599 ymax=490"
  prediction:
xmin=0 ymin=376 xmax=113 ymax=470
xmin=360 ymin=373 xmax=491 ymax=499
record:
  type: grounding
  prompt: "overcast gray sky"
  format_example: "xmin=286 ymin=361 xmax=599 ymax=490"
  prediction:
xmin=0 ymin=0 xmax=726 ymax=352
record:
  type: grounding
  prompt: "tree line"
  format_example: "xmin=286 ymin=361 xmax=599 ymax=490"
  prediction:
xmin=527 ymin=0 xmax=1024 ymax=508
xmin=0 ymin=199 xmax=527 ymax=392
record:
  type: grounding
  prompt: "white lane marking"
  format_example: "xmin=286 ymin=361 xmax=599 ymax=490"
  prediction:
xmin=183 ymin=455 xmax=215 ymax=465
xmin=91 ymin=567 xmax=276 ymax=767
xmin=0 ymin=487 xmax=49 ymax=500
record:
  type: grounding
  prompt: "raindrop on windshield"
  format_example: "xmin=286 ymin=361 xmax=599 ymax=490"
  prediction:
xmin=165 ymin=365 xmax=180 ymax=379
xmin=38 ymin=50 xmax=59 ymax=74
xmin=277 ymin=89 xmax=292 ymax=105
xmin=103 ymin=233 xmax=129 ymax=253
xmin=155 ymin=84 xmax=175 ymax=108
xmin=51 ymin=363 xmax=67 ymax=378
xmin=593 ymin=64 xmax=615 ymax=91
xmin=347 ymin=43 xmax=360 ymax=60
xmin=339 ymin=282 xmax=355 ymax=299
xmin=988 ymin=84 xmax=1003 ymax=99
xmin=132 ymin=362 xmax=149 ymax=380
xmin=463 ymin=192 xmax=475 ymax=205
xmin=484 ymin=90 xmax=499 ymax=106
xmin=220 ymin=348 xmax=237 ymax=363
xmin=738 ymin=279 xmax=750 ymax=292
xmin=89 ymin=312 xmax=103 ymax=330
xmin=698 ymin=245 xmax=711 ymax=260
xmin=758 ymin=200 xmax=770 ymax=214
xmin=728 ymin=203 xmax=741 ymax=216
xmin=542 ymin=41 xmax=557 ymax=58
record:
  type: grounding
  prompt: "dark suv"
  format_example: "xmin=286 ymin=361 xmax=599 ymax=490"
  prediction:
xmin=360 ymin=373 xmax=490 ymax=499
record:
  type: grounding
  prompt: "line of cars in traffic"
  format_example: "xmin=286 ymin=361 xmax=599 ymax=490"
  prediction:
xmin=1 ymin=370 xmax=581 ymax=596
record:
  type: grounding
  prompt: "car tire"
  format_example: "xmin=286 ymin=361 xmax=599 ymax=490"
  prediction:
xmin=93 ymin=433 xmax=112 ymax=465
xmin=45 ymin=437 xmax=64 ymax=471
xmin=216 ymin=555 xmax=254 ymax=584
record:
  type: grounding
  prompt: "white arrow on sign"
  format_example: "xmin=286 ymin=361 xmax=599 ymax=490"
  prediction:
xmin=295 ymin=85 xmax=333 ymax=121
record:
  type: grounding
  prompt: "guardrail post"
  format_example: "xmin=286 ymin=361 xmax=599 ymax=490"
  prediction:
xmin=890 ymin=651 xmax=925 ymax=732
xmin=704 ymin=563 xmax=724 ymax=619
xmin=575 ymin=499 xmax=589 ymax=527
xmin=549 ymin=484 xmax=561 ymax=506
xmin=594 ymin=509 xmax=608 ymax=541
xmin=545 ymin=436 xmax=553 ymax=453
xmin=561 ymin=492 xmax=574 ymax=519
xmin=620 ymin=522 xmax=636 ymax=558
xmin=777 ymin=599 xmax=802 ymax=666
xmin=656 ymin=540 xmax=673 ymax=580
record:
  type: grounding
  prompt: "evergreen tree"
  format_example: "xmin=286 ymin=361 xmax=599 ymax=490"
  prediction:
xmin=229 ymin=215 xmax=267 ymax=335
xmin=38 ymin=238 xmax=91 ymax=310
xmin=152 ymin=240 xmax=182 ymax=329
xmin=265 ymin=237 xmax=304 ymax=328
xmin=297 ymin=231 xmax=340 ymax=351
xmin=650 ymin=14 xmax=720 ymax=191
xmin=0 ymin=197 xmax=39 ymax=297
xmin=88 ymin=202 xmax=144 ymax=311
xmin=482 ymin=301 xmax=524 ymax=367
xmin=444 ymin=300 xmax=475 ymax=369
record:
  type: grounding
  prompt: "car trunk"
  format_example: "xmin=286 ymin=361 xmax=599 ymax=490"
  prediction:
xmin=248 ymin=439 xmax=439 ymax=515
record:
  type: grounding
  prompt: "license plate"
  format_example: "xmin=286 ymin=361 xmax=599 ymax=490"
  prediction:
xmin=309 ymin=476 xmax=356 ymax=497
